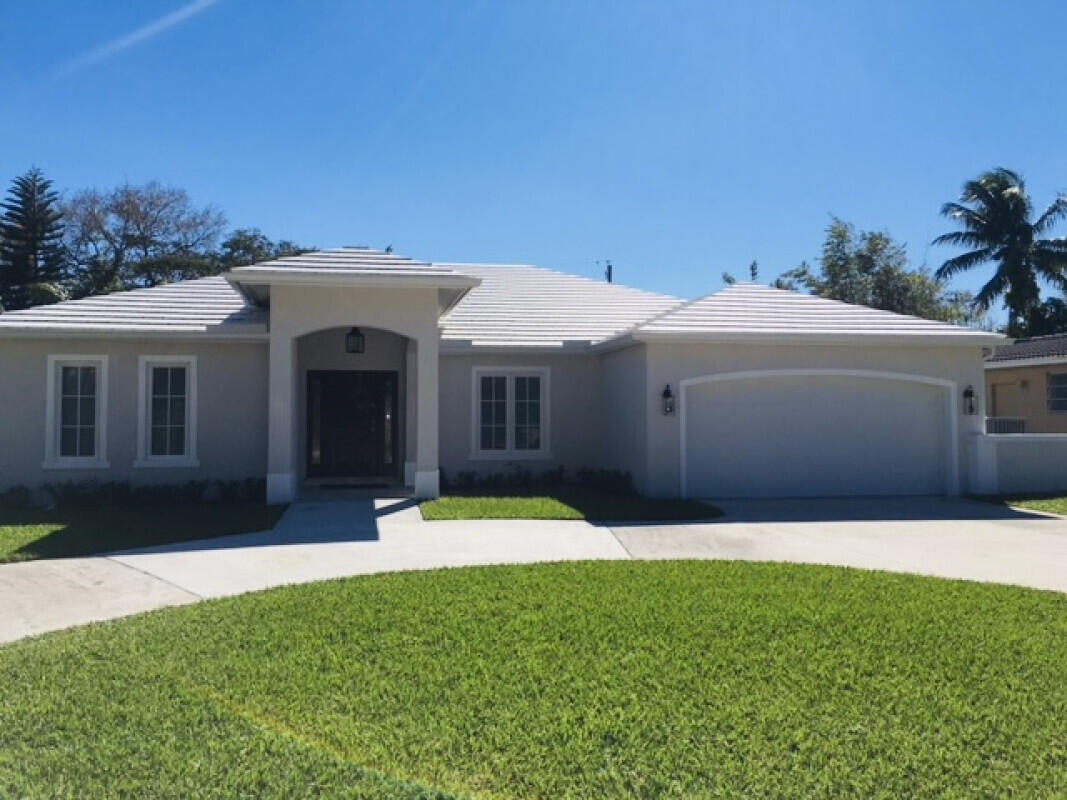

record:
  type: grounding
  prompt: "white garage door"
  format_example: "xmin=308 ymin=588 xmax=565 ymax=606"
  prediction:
xmin=683 ymin=373 xmax=950 ymax=498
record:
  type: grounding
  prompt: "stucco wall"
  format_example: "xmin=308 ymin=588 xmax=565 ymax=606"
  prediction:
xmin=970 ymin=433 xmax=1067 ymax=495
xmin=985 ymin=364 xmax=1067 ymax=433
xmin=642 ymin=341 xmax=988 ymax=497
xmin=438 ymin=352 xmax=604 ymax=479
xmin=598 ymin=344 xmax=648 ymax=492
xmin=0 ymin=337 xmax=268 ymax=491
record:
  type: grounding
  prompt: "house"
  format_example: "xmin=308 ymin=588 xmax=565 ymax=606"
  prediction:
xmin=985 ymin=334 xmax=1067 ymax=434
xmin=0 ymin=248 xmax=1004 ymax=503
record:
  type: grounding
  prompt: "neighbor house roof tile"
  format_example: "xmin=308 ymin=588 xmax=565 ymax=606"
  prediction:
xmin=988 ymin=333 xmax=1067 ymax=363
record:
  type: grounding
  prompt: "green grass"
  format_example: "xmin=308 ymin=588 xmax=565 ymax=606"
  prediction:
xmin=420 ymin=490 xmax=720 ymax=521
xmin=1004 ymin=494 xmax=1067 ymax=516
xmin=0 ymin=503 xmax=286 ymax=563
xmin=1 ymin=561 xmax=1065 ymax=798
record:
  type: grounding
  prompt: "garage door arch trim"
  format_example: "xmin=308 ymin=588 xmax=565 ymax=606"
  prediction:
xmin=678 ymin=369 xmax=960 ymax=497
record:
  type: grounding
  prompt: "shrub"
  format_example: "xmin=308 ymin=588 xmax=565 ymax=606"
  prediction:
xmin=42 ymin=478 xmax=266 ymax=508
xmin=439 ymin=466 xmax=635 ymax=496
xmin=0 ymin=485 xmax=34 ymax=510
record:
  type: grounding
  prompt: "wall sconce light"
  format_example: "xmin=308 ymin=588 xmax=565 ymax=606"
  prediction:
xmin=962 ymin=385 xmax=976 ymax=415
xmin=345 ymin=327 xmax=365 ymax=354
xmin=662 ymin=384 xmax=675 ymax=416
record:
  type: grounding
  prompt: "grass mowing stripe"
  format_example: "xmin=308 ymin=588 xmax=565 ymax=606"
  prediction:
xmin=178 ymin=679 xmax=469 ymax=800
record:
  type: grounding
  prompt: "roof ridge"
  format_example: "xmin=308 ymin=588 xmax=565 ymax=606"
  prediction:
xmin=447 ymin=262 xmax=680 ymax=302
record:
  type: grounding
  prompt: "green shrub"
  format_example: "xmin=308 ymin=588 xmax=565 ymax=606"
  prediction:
xmin=42 ymin=478 xmax=266 ymax=508
xmin=0 ymin=485 xmax=34 ymax=510
xmin=440 ymin=465 xmax=635 ymax=496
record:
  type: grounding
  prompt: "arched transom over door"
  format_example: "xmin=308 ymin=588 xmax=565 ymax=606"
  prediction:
xmin=680 ymin=369 xmax=959 ymax=498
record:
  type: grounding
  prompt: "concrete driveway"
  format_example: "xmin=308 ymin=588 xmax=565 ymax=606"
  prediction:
xmin=1 ymin=496 xmax=1065 ymax=645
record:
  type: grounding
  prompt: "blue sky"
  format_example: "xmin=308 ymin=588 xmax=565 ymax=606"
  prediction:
xmin=2 ymin=1 xmax=1066 ymax=310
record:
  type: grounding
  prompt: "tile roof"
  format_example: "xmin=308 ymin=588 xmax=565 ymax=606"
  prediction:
xmin=438 ymin=263 xmax=681 ymax=347
xmin=988 ymin=333 xmax=1067 ymax=363
xmin=0 ymin=277 xmax=265 ymax=336
xmin=0 ymin=258 xmax=1003 ymax=348
xmin=229 ymin=247 xmax=471 ymax=281
xmin=633 ymin=283 xmax=1003 ymax=342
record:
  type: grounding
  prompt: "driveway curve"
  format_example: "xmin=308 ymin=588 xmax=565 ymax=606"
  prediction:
xmin=1 ymin=496 xmax=1065 ymax=645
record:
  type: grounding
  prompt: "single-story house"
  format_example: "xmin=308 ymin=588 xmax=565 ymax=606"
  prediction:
xmin=0 ymin=248 xmax=1004 ymax=503
xmin=985 ymin=334 xmax=1067 ymax=434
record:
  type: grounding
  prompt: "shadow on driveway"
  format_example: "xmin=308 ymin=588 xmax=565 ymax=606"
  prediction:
xmin=108 ymin=498 xmax=422 ymax=556
xmin=702 ymin=496 xmax=1054 ymax=524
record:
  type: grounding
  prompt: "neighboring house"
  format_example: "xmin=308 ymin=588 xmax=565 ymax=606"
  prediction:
xmin=0 ymin=248 xmax=1003 ymax=503
xmin=985 ymin=334 xmax=1067 ymax=434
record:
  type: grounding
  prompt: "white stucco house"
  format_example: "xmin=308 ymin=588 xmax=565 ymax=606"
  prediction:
xmin=0 ymin=248 xmax=1005 ymax=504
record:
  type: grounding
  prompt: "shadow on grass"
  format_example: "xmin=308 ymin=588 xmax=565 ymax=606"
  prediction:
xmin=0 ymin=503 xmax=287 ymax=563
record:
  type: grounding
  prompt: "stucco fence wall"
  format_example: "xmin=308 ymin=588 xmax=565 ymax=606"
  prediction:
xmin=0 ymin=338 xmax=268 ymax=493
xmin=970 ymin=434 xmax=1067 ymax=495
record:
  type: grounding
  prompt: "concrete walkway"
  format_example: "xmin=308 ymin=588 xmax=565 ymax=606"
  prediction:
xmin=2 ymin=496 xmax=1066 ymax=645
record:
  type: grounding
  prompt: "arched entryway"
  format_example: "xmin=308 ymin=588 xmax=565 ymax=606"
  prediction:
xmin=296 ymin=327 xmax=415 ymax=489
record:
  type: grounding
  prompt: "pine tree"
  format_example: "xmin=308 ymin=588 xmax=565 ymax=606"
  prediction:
xmin=0 ymin=168 xmax=67 ymax=310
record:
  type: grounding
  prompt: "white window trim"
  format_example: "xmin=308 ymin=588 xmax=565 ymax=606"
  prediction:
xmin=1047 ymin=372 xmax=1067 ymax=414
xmin=134 ymin=355 xmax=200 ymax=469
xmin=43 ymin=355 xmax=110 ymax=470
xmin=470 ymin=366 xmax=551 ymax=460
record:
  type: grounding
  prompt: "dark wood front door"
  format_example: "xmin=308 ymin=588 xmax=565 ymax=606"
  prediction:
xmin=306 ymin=370 xmax=398 ymax=479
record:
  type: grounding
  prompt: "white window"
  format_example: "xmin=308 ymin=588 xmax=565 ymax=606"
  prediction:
xmin=135 ymin=356 xmax=199 ymax=468
xmin=43 ymin=355 xmax=109 ymax=469
xmin=1048 ymin=373 xmax=1067 ymax=413
xmin=471 ymin=367 xmax=550 ymax=459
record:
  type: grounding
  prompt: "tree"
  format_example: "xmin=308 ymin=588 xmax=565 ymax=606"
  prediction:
xmin=218 ymin=228 xmax=307 ymax=268
xmin=779 ymin=218 xmax=977 ymax=324
xmin=62 ymin=182 xmax=226 ymax=297
xmin=0 ymin=168 xmax=67 ymax=311
xmin=934 ymin=168 xmax=1067 ymax=337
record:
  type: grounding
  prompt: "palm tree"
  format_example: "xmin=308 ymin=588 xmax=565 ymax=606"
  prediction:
xmin=934 ymin=168 xmax=1067 ymax=336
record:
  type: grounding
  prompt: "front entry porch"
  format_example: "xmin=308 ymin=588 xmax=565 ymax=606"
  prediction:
xmin=261 ymin=284 xmax=448 ymax=504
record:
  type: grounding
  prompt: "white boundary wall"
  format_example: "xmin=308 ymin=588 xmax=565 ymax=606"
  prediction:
xmin=970 ymin=432 xmax=1067 ymax=495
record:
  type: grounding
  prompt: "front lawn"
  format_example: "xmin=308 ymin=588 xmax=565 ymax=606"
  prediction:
xmin=1 ymin=561 xmax=1065 ymax=798
xmin=1003 ymin=494 xmax=1067 ymax=516
xmin=421 ymin=490 xmax=720 ymax=521
xmin=0 ymin=503 xmax=286 ymax=563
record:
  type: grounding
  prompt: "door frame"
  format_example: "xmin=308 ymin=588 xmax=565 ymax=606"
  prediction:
xmin=305 ymin=369 xmax=400 ymax=480
xmin=677 ymin=368 xmax=960 ymax=498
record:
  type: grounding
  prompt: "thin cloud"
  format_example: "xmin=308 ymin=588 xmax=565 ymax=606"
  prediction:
xmin=56 ymin=0 xmax=219 ymax=76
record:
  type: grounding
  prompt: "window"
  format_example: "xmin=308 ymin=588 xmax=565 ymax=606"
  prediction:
xmin=514 ymin=376 xmax=541 ymax=451
xmin=44 ymin=355 xmax=109 ymax=468
xmin=472 ymin=368 xmax=550 ymax=458
xmin=480 ymin=375 xmax=507 ymax=450
xmin=1049 ymin=373 xmax=1067 ymax=413
xmin=136 ymin=356 xmax=198 ymax=467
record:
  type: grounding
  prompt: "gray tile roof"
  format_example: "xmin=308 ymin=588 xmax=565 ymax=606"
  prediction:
xmin=229 ymin=247 xmax=472 ymax=282
xmin=633 ymin=283 xmax=1003 ymax=342
xmin=0 ymin=277 xmax=265 ymax=336
xmin=438 ymin=263 xmax=681 ymax=347
xmin=0 ymin=255 xmax=1004 ymax=348
xmin=988 ymin=333 xmax=1067 ymax=363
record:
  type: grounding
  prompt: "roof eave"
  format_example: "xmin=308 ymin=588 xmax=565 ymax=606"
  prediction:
xmin=0 ymin=325 xmax=268 ymax=341
xmin=630 ymin=330 xmax=1006 ymax=347
xmin=986 ymin=355 xmax=1067 ymax=369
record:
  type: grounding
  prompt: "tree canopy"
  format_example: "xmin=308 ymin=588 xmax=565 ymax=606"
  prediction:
xmin=0 ymin=169 xmax=312 ymax=308
xmin=933 ymin=168 xmax=1067 ymax=337
xmin=0 ymin=168 xmax=67 ymax=311
xmin=777 ymin=218 xmax=977 ymax=324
